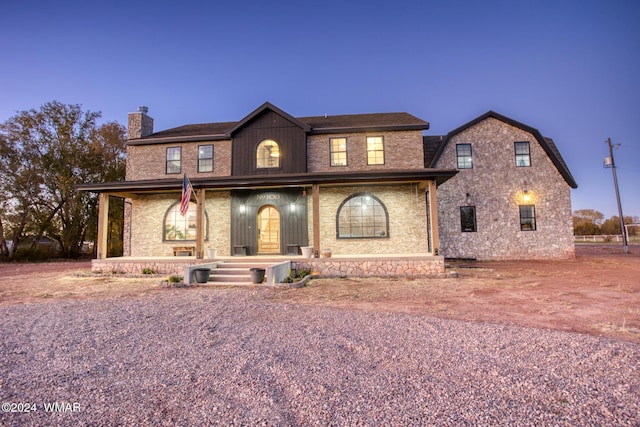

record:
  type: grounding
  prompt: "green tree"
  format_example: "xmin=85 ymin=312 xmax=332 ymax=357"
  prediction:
xmin=572 ymin=209 xmax=604 ymax=235
xmin=0 ymin=101 xmax=126 ymax=260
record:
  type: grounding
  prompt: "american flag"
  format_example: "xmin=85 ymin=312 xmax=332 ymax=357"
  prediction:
xmin=180 ymin=174 xmax=192 ymax=216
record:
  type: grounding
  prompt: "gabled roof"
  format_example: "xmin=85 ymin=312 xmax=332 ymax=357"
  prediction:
xmin=127 ymin=102 xmax=429 ymax=145
xmin=224 ymin=101 xmax=311 ymax=136
xmin=428 ymin=111 xmax=577 ymax=188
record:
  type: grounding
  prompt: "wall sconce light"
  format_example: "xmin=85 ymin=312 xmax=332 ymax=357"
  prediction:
xmin=289 ymin=203 xmax=296 ymax=213
xmin=465 ymin=193 xmax=472 ymax=205
xmin=239 ymin=204 xmax=246 ymax=214
xmin=522 ymin=190 xmax=531 ymax=204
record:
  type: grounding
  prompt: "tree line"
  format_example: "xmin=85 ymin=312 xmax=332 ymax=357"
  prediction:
xmin=0 ymin=101 xmax=126 ymax=261
xmin=573 ymin=209 xmax=639 ymax=236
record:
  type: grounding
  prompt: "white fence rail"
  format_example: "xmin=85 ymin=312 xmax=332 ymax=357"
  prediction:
xmin=575 ymin=235 xmax=640 ymax=243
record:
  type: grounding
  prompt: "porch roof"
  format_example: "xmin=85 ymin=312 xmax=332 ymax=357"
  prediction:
xmin=79 ymin=169 xmax=457 ymax=195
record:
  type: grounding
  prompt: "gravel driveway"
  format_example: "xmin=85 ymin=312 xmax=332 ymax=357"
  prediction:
xmin=1 ymin=287 xmax=638 ymax=426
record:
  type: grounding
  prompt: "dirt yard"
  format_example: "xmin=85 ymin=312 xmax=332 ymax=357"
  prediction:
xmin=0 ymin=244 xmax=638 ymax=343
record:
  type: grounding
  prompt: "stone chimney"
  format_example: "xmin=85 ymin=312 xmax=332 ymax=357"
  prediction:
xmin=127 ymin=106 xmax=154 ymax=139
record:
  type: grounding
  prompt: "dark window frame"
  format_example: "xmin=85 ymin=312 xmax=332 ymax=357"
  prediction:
xmin=162 ymin=201 xmax=209 ymax=242
xmin=366 ymin=136 xmax=385 ymax=165
xmin=460 ymin=206 xmax=477 ymax=232
xmin=519 ymin=205 xmax=536 ymax=231
xmin=329 ymin=137 xmax=348 ymax=167
xmin=166 ymin=147 xmax=181 ymax=174
xmin=336 ymin=193 xmax=390 ymax=239
xmin=515 ymin=141 xmax=531 ymax=167
xmin=198 ymin=144 xmax=214 ymax=173
xmin=456 ymin=144 xmax=473 ymax=169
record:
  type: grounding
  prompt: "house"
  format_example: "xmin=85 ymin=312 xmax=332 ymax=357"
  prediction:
xmin=81 ymin=102 xmax=576 ymax=276
xmin=425 ymin=111 xmax=577 ymax=260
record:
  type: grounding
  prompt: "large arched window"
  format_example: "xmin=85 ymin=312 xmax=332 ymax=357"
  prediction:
xmin=257 ymin=139 xmax=280 ymax=168
xmin=163 ymin=201 xmax=208 ymax=241
xmin=336 ymin=193 xmax=389 ymax=238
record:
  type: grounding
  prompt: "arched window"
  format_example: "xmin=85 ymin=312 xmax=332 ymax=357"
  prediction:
xmin=164 ymin=201 xmax=208 ymax=241
xmin=257 ymin=139 xmax=280 ymax=168
xmin=336 ymin=193 xmax=389 ymax=238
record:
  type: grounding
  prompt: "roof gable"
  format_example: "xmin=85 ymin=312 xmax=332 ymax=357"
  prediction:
xmin=430 ymin=111 xmax=577 ymax=188
xmin=225 ymin=102 xmax=311 ymax=136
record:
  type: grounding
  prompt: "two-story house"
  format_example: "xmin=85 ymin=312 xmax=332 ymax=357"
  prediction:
xmin=82 ymin=103 xmax=576 ymax=272
xmin=84 ymin=102 xmax=456 ymax=268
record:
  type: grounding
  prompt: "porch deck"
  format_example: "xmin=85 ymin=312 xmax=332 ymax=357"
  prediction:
xmin=91 ymin=253 xmax=445 ymax=285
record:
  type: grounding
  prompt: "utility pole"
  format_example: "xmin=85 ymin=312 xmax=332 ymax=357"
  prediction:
xmin=604 ymin=138 xmax=628 ymax=254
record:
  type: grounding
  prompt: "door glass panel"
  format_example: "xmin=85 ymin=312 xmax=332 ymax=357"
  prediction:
xmin=257 ymin=205 xmax=280 ymax=253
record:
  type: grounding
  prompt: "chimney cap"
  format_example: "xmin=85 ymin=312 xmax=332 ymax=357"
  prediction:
xmin=137 ymin=106 xmax=149 ymax=114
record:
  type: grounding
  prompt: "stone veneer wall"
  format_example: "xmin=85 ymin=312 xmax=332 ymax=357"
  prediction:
xmin=129 ymin=191 xmax=231 ymax=257
xmin=435 ymin=117 xmax=575 ymax=260
xmin=126 ymin=140 xmax=232 ymax=180
xmin=310 ymin=184 xmax=431 ymax=255
xmin=306 ymin=130 xmax=425 ymax=172
xmin=293 ymin=256 xmax=444 ymax=278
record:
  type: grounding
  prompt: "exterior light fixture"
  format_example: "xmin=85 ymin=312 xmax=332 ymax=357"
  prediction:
xmin=522 ymin=190 xmax=531 ymax=204
xmin=239 ymin=204 xmax=246 ymax=214
xmin=465 ymin=193 xmax=472 ymax=205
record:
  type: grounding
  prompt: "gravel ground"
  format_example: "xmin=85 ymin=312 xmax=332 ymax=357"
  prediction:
xmin=1 ymin=287 xmax=639 ymax=426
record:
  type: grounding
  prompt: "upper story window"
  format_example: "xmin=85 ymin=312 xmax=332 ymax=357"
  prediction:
xmin=198 ymin=145 xmax=214 ymax=173
xmin=367 ymin=136 xmax=385 ymax=165
xmin=166 ymin=147 xmax=181 ymax=174
xmin=337 ymin=193 xmax=389 ymax=238
xmin=330 ymin=137 xmax=347 ymax=166
xmin=519 ymin=205 xmax=536 ymax=231
xmin=257 ymin=139 xmax=280 ymax=168
xmin=515 ymin=142 xmax=531 ymax=167
xmin=460 ymin=206 xmax=477 ymax=232
xmin=456 ymin=144 xmax=473 ymax=169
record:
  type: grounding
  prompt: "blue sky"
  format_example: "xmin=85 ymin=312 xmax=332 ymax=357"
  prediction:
xmin=2 ymin=0 xmax=639 ymax=219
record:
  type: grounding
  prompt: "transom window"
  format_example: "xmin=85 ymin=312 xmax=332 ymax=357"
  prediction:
xmin=456 ymin=144 xmax=472 ymax=169
xmin=166 ymin=147 xmax=181 ymax=174
xmin=519 ymin=205 xmax=536 ymax=231
xmin=198 ymin=145 xmax=214 ymax=173
xmin=366 ymin=136 xmax=385 ymax=165
xmin=330 ymin=137 xmax=348 ymax=166
xmin=460 ymin=206 xmax=477 ymax=232
xmin=164 ymin=201 xmax=209 ymax=241
xmin=257 ymin=139 xmax=280 ymax=168
xmin=515 ymin=142 xmax=531 ymax=167
xmin=337 ymin=193 xmax=389 ymax=238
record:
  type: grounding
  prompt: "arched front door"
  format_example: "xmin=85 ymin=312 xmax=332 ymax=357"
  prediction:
xmin=257 ymin=205 xmax=280 ymax=254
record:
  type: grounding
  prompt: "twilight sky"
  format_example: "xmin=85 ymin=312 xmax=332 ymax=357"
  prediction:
xmin=1 ymin=0 xmax=638 ymax=219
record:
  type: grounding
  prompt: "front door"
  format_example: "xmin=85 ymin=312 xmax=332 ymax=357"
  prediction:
xmin=257 ymin=205 xmax=280 ymax=254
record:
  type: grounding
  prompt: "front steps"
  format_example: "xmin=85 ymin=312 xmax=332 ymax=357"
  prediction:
xmin=207 ymin=259 xmax=277 ymax=285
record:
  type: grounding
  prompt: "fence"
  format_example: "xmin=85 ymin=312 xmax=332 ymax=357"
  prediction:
xmin=575 ymin=235 xmax=640 ymax=243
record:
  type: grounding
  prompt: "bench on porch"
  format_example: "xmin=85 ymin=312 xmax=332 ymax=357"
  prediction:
xmin=233 ymin=245 xmax=247 ymax=256
xmin=173 ymin=246 xmax=195 ymax=256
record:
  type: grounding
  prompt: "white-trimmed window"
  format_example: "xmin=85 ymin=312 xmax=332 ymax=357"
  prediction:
xmin=366 ymin=136 xmax=385 ymax=165
xmin=330 ymin=137 xmax=347 ymax=166
xmin=456 ymin=144 xmax=472 ymax=169
xmin=163 ymin=202 xmax=209 ymax=241
xmin=519 ymin=205 xmax=536 ymax=231
xmin=515 ymin=142 xmax=531 ymax=167
xmin=166 ymin=147 xmax=181 ymax=174
xmin=198 ymin=145 xmax=214 ymax=173
xmin=257 ymin=139 xmax=280 ymax=168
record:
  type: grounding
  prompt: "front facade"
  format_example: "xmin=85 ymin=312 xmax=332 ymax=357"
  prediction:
xmin=83 ymin=103 xmax=577 ymax=263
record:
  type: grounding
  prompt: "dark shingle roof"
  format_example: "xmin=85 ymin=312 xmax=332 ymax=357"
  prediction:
xmin=127 ymin=102 xmax=429 ymax=145
xmin=423 ymin=135 xmax=446 ymax=167
xmin=428 ymin=111 xmax=577 ymax=188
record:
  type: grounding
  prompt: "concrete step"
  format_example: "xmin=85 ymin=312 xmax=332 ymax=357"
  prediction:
xmin=212 ymin=268 xmax=255 ymax=276
xmin=208 ymin=274 xmax=252 ymax=283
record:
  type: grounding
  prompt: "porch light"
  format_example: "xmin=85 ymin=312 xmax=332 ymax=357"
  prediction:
xmin=465 ymin=193 xmax=472 ymax=205
xmin=522 ymin=190 xmax=531 ymax=204
xmin=289 ymin=203 xmax=296 ymax=213
xmin=239 ymin=204 xmax=246 ymax=214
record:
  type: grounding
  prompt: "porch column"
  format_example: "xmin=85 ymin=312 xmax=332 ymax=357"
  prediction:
xmin=196 ymin=189 xmax=205 ymax=259
xmin=427 ymin=180 xmax=440 ymax=255
xmin=312 ymin=184 xmax=320 ymax=257
xmin=97 ymin=193 xmax=109 ymax=259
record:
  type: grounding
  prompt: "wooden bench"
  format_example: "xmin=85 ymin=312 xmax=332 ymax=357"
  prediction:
xmin=286 ymin=244 xmax=300 ymax=255
xmin=173 ymin=246 xmax=195 ymax=256
xmin=233 ymin=245 xmax=247 ymax=256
